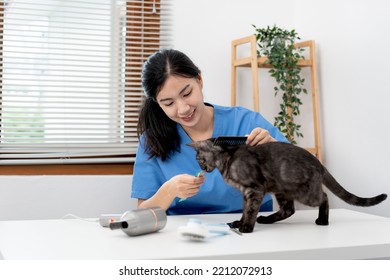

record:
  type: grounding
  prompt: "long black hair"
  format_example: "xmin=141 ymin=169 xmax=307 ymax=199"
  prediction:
xmin=137 ymin=49 xmax=201 ymax=161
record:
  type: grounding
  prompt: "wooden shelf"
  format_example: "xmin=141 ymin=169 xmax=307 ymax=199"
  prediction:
xmin=231 ymin=35 xmax=322 ymax=161
xmin=233 ymin=55 xmax=312 ymax=68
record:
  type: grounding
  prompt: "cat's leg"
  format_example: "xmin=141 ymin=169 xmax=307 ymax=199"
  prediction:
xmin=299 ymin=184 xmax=329 ymax=225
xmin=257 ymin=194 xmax=295 ymax=224
xmin=231 ymin=188 xmax=263 ymax=233
xmin=315 ymin=192 xmax=329 ymax=225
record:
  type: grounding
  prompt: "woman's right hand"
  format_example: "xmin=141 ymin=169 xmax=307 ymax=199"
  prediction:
xmin=137 ymin=172 xmax=205 ymax=210
xmin=168 ymin=173 xmax=205 ymax=199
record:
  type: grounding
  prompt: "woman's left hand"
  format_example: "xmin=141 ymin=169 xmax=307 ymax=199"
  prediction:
xmin=246 ymin=127 xmax=276 ymax=146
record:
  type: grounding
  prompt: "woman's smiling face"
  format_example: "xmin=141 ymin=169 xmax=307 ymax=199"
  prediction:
xmin=156 ymin=74 xmax=204 ymax=129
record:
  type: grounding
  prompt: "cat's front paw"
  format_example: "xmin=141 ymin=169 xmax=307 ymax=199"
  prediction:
xmin=239 ymin=223 xmax=255 ymax=233
xmin=230 ymin=220 xmax=242 ymax=228
xmin=231 ymin=220 xmax=255 ymax=233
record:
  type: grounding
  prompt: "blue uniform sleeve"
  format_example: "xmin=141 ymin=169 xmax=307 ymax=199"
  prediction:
xmin=131 ymin=137 xmax=164 ymax=199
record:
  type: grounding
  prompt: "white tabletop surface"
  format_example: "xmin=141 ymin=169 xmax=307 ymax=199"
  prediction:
xmin=0 ymin=209 xmax=389 ymax=260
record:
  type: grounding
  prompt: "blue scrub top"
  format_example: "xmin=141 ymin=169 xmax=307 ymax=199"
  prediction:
xmin=131 ymin=104 xmax=288 ymax=215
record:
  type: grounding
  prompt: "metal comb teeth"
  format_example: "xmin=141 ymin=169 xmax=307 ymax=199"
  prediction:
xmin=213 ymin=136 xmax=247 ymax=146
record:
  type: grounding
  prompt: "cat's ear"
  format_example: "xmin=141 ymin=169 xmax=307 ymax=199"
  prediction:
xmin=187 ymin=142 xmax=196 ymax=148
xmin=187 ymin=138 xmax=216 ymax=149
xmin=187 ymin=141 xmax=203 ymax=149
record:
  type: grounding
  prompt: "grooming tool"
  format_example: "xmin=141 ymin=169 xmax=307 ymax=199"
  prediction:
xmin=178 ymin=218 xmax=231 ymax=241
xmin=195 ymin=170 xmax=205 ymax=177
xmin=227 ymin=222 xmax=243 ymax=236
xmin=178 ymin=219 xmax=209 ymax=241
xmin=108 ymin=207 xmax=167 ymax=236
xmin=178 ymin=171 xmax=205 ymax=202
xmin=213 ymin=136 xmax=247 ymax=146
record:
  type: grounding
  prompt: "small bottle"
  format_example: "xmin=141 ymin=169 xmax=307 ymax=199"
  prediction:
xmin=109 ymin=207 xmax=167 ymax=236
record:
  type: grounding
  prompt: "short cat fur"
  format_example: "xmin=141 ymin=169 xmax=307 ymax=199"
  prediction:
xmin=189 ymin=140 xmax=387 ymax=233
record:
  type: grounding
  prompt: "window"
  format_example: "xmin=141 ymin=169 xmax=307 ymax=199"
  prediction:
xmin=0 ymin=0 xmax=172 ymax=173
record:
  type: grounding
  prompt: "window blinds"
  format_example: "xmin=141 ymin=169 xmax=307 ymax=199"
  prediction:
xmin=0 ymin=0 xmax=172 ymax=165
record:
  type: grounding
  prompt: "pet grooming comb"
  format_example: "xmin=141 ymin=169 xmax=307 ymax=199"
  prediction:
xmin=213 ymin=136 xmax=247 ymax=146
xmin=178 ymin=218 xmax=231 ymax=241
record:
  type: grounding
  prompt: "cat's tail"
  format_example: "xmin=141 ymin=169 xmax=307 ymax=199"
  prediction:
xmin=323 ymin=168 xmax=387 ymax=207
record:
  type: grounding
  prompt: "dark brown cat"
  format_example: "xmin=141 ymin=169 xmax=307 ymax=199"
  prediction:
xmin=189 ymin=139 xmax=387 ymax=233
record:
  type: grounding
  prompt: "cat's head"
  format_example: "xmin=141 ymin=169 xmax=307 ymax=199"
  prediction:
xmin=188 ymin=138 xmax=223 ymax=172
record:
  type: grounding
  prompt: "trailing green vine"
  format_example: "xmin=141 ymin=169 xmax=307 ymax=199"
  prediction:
xmin=253 ymin=24 xmax=307 ymax=144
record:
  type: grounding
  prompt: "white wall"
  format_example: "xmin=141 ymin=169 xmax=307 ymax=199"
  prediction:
xmin=171 ymin=0 xmax=295 ymax=107
xmin=1 ymin=0 xmax=389 ymax=220
xmin=0 ymin=176 xmax=136 ymax=220
xmin=293 ymin=0 xmax=390 ymax=216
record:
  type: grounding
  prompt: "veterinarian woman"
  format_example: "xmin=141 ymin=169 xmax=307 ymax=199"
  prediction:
xmin=131 ymin=49 xmax=288 ymax=215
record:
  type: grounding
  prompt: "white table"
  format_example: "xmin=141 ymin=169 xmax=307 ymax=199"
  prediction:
xmin=0 ymin=209 xmax=389 ymax=260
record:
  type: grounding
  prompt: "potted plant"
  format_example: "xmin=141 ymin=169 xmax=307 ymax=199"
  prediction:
xmin=252 ymin=24 xmax=307 ymax=144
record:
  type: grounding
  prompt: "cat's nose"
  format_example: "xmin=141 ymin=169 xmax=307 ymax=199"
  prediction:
xmin=201 ymin=165 xmax=211 ymax=172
